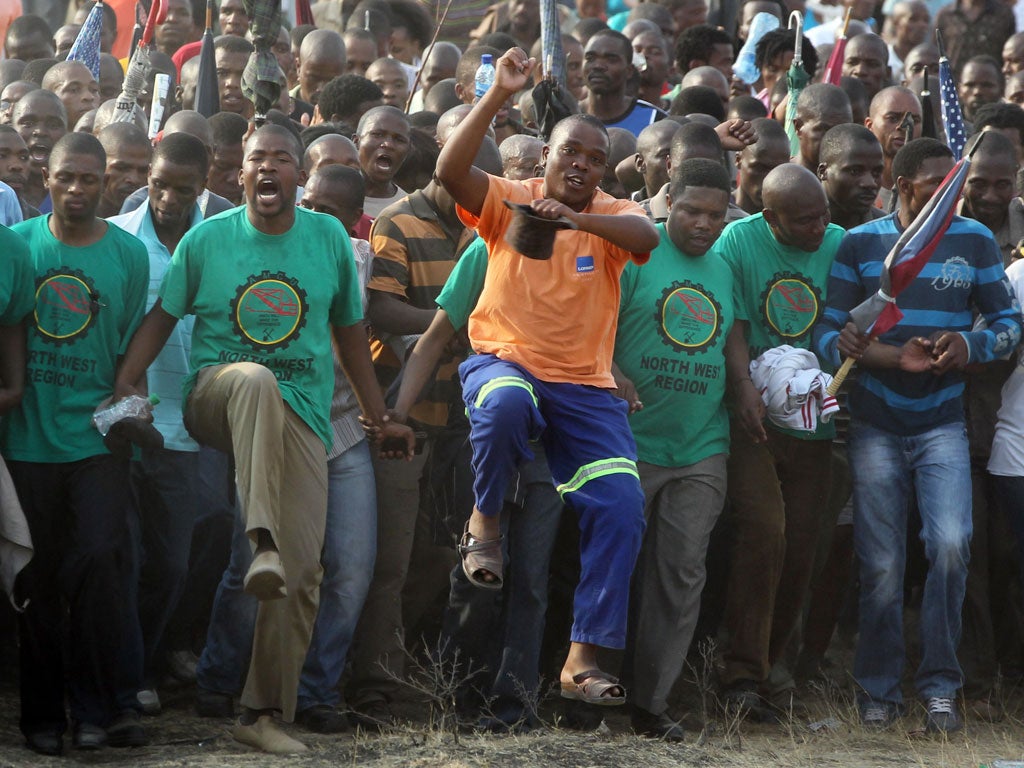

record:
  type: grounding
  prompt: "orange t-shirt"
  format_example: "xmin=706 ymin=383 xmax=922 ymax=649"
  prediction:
xmin=457 ymin=175 xmax=650 ymax=388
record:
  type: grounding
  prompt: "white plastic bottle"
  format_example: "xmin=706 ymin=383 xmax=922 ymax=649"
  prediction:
xmin=93 ymin=394 xmax=160 ymax=436
xmin=474 ymin=53 xmax=495 ymax=100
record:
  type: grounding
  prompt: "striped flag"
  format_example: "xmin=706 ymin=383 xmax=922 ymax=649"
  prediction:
xmin=68 ymin=0 xmax=104 ymax=80
xmin=938 ymin=54 xmax=967 ymax=161
xmin=848 ymin=155 xmax=971 ymax=337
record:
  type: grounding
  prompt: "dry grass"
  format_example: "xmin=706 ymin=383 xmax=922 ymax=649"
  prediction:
xmin=1 ymin=677 xmax=1023 ymax=768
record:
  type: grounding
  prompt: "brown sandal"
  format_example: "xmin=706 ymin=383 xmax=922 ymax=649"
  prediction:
xmin=458 ymin=524 xmax=504 ymax=591
xmin=560 ymin=669 xmax=627 ymax=706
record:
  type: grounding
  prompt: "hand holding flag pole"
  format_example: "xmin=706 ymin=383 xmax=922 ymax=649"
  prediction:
xmin=825 ymin=135 xmax=983 ymax=396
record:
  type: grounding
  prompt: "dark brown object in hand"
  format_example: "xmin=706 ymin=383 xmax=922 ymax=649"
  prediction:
xmin=502 ymin=200 xmax=578 ymax=260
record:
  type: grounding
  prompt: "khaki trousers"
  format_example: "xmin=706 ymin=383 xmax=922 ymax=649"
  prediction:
xmin=185 ymin=362 xmax=327 ymax=721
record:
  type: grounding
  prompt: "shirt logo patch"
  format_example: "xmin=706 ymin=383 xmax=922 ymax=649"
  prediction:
xmin=931 ymin=256 xmax=971 ymax=292
xmin=576 ymin=255 xmax=595 ymax=273
xmin=34 ymin=268 xmax=98 ymax=345
xmin=656 ymin=280 xmax=722 ymax=354
xmin=230 ymin=270 xmax=308 ymax=352
xmin=760 ymin=272 xmax=821 ymax=340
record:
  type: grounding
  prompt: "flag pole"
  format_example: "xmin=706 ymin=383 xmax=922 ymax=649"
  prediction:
xmin=403 ymin=0 xmax=454 ymax=113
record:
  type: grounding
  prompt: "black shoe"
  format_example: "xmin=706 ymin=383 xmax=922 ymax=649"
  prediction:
xmin=924 ymin=697 xmax=963 ymax=734
xmin=196 ymin=688 xmax=235 ymax=718
xmin=723 ymin=680 xmax=776 ymax=723
xmin=25 ymin=730 xmax=62 ymax=756
xmin=631 ymin=706 xmax=685 ymax=742
xmin=296 ymin=704 xmax=351 ymax=734
xmin=107 ymin=710 xmax=148 ymax=747
xmin=72 ymin=722 xmax=107 ymax=750
xmin=349 ymin=699 xmax=396 ymax=731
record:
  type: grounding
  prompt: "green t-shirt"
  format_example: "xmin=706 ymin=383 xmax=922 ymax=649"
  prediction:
xmin=1 ymin=216 xmax=149 ymax=462
xmin=717 ymin=213 xmax=843 ymax=440
xmin=437 ymin=236 xmax=488 ymax=330
xmin=0 ymin=225 xmax=34 ymax=325
xmin=159 ymin=206 xmax=362 ymax=450
xmin=616 ymin=224 xmax=735 ymax=467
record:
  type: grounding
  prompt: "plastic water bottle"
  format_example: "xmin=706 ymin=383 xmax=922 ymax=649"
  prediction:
xmin=93 ymin=394 xmax=160 ymax=436
xmin=474 ymin=53 xmax=495 ymax=100
xmin=734 ymin=12 xmax=781 ymax=85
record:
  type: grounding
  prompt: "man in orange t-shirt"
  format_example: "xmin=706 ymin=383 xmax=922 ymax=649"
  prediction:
xmin=434 ymin=47 xmax=659 ymax=706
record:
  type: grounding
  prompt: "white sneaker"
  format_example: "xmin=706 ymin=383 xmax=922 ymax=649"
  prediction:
xmin=137 ymin=688 xmax=161 ymax=716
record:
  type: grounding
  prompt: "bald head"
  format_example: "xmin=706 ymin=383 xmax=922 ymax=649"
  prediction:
xmin=300 ymin=28 xmax=346 ymax=64
xmin=762 ymin=164 xmax=825 ymax=209
xmin=843 ymin=33 xmax=890 ymax=99
xmin=42 ymin=60 xmax=99 ymax=128
xmin=420 ymin=41 xmax=461 ymax=94
xmin=298 ymin=29 xmax=346 ymax=104
xmin=163 ymin=109 xmax=214 ymax=150
xmin=867 ymin=86 xmax=922 ymax=159
xmin=303 ymin=133 xmax=360 ymax=173
xmin=681 ymin=66 xmax=730 ymax=108
xmin=436 ymin=104 xmax=475 ymax=145
xmin=637 ymin=119 xmax=682 ymax=155
xmin=796 ymin=82 xmax=852 ymax=121
xmin=762 ymin=164 xmax=830 ymax=251
xmin=499 ymin=134 xmax=544 ymax=179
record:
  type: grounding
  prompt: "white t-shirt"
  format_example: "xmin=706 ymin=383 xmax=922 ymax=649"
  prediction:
xmin=987 ymin=258 xmax=1024 ymax=476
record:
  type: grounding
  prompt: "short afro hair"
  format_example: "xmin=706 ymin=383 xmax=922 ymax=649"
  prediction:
xmin=154 ymin=131 xmax=210 ymax=177
xmin=973 ymin=102 xmax=1024 ymax=147
xmin=756 ymin=28 xmax=818 ymax=79
xmin=317 ymin=74 xmax=383 ymax=122
xmin=50 ymin=131 xmax=105 ymax=168
xmin=669 ymin=156 xmax=732 ymax=197
xmin=670 ymin=85 xmax=726 ymax=121
xmin=892 ymin=137 xmax=953 ymax=182
xmin=673 ymin=24 xmax=733 ymax=74
xmin=819 ymin=123 xmax=880 ymax=165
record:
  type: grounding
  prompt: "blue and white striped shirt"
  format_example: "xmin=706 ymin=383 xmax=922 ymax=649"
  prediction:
xmin=813 ymin=213 xmax=1023 ymax=436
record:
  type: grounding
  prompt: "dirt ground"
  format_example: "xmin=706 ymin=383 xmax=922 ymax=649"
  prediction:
xmin=1 ymin=671 xmax=1023 ymax=768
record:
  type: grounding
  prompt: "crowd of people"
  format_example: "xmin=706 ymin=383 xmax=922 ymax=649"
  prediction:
xmin=0 ymin=0 xmax=1023 ymax=756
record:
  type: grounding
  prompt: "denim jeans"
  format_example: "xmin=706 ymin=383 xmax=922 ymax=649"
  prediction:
xmin=196 ymin=439 xmax=377 ymax=712
xmin=849 ymin=420 xmax=972 ymax=704
xmin=298 ymin=439 xmax=376 ymax=711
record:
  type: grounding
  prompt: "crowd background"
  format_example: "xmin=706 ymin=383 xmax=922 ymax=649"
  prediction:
xmin=0 ymin=0 xmax=1023 ymax=756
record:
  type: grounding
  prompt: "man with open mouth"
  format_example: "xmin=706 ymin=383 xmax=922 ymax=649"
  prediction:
xmin=11 ymin=89 xmax=67 ymax=211
xmin=113 ymin=124 xmax=412 ymax=754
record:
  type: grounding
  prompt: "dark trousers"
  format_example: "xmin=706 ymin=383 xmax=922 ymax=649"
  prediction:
xmin=722 ymin=426 xmax=833 ymax=685
xmin=441 ymin=449 xmax=563 ymax=726
xmin=9 ymin=456 xmax=143 ymax=734
xmin=130 ymin=447 xmax=200 ymax=679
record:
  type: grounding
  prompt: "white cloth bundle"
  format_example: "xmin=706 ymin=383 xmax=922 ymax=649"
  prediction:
xmin=750 ymin=345 xmax=839 ymax=432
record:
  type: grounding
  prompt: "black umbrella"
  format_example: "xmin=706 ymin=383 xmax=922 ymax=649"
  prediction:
xmin=193 ymin=0 xmax=219 ymax=117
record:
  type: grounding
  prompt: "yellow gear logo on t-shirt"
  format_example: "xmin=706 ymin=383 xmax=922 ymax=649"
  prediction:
xmin=230 ymin=270 xmax=308 ymax=352
xmin=656 ymin=280 xmax=722 ymax=354
xmin=760 ymin=272 xmax=821 ymax=340
xmin=34 ymin=268 xmax=97 ymax=345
